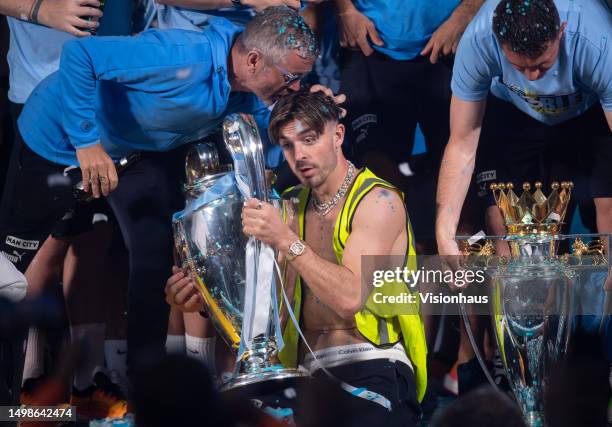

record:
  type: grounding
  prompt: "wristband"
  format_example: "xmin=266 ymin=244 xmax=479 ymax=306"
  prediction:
xmin=30 ymin=0 xmax=45 ymax=23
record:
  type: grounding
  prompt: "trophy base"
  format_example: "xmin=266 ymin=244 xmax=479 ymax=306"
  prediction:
xmin=221 ymin=366 xmax=310 ymax=397
xmin=221 ymin=337 xmax=310 ymax=394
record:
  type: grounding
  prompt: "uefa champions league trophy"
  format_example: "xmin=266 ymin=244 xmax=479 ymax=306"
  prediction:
xmin=172 ymin=114 xmax=307 ymax=392
xmin=459 ymin=182 xmax=610 ymax=427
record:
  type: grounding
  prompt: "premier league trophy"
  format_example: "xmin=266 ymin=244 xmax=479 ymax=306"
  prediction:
xmin=172 ymin=114 xmax=307 ymax=391
xmin=459 ymin=182 xmax=610 ymax=427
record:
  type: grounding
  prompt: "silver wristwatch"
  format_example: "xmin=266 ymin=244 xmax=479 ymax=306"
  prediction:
xmin=286 ymin=239 xmax=306 ymax=261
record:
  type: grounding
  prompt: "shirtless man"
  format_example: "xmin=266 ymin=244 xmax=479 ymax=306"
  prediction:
xmin=165 ymin=91 xmax=427 ymax=426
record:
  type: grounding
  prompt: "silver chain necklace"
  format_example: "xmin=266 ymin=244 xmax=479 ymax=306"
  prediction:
xmin=312 ymin=161 xmax=356 ymax=216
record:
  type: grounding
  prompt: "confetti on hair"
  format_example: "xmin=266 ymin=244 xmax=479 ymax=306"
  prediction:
xmin=492 ymin=0 xmax=560 ymax=58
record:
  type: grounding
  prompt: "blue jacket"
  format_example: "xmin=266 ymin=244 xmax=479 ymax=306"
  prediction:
xmin=18 ymin=19 xmax=271 ymax=166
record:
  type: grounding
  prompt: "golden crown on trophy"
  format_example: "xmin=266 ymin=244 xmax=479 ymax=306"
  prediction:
xmin=489 ymin=181 xmax=573 ymax=236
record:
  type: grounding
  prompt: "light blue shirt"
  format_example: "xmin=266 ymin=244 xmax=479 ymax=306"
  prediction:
xmin=452 ymin=0 xmax=612 ymax=125
xmin=155 ymin=3 xmax=254 ymax=31
xmin=7 ymin=1 xmax=133 ymax=104
xmin=18 ymin=19 xmax=270 ymax=166
xmin=353 ymin=0 xmax=461 ymax=60
xmin=7 ymin=19 xmax=72 ymax=103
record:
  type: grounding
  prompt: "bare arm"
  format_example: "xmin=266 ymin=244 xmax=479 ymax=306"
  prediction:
xmin=604 ymin=109 xmax=612 ymax=131
xmin=334 ymin=0 xmax=383 ymax=56
xmin=436 ymin=96 xmax=486 ymax=255
xmin=453 ymin=0 xmax=485 ymax=19
xmin=155 ymin=0 xmax=300 ymax=12
xmin=0 ymin=0 xmax=33 ymax=20
xmin=420 ymin=0 xmax=484 ymax=63
xmin=0 ymin=0 xmax=102 ymax=36
xmin=242 ymin=187 xmax=406 ymax=319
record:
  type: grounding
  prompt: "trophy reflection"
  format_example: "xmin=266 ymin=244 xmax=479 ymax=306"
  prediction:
xmin=172 ymin=114 xmax=307 ymax=392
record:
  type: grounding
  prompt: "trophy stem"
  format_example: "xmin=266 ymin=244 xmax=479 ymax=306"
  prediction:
xmin=489 ymin=241 xmax=572 ymax=427
xmin=238 ymin=336 xmax=279 ymax=374
xmin=222 ymin=336 xmax=308 ymax=392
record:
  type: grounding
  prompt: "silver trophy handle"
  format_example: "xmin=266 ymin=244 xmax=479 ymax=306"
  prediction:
xmin=223 ymin=113 xmax=269 ymax=202
xmin=185 ymin=142 xmax=220 ymax=188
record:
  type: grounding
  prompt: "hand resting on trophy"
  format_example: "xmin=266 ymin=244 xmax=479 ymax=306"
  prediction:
xmin=165 ymin=266 xmax=205 ymax=314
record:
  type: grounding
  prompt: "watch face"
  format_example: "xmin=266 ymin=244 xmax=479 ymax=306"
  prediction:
xmin=290 ymin=240 xmax=305 ymax=256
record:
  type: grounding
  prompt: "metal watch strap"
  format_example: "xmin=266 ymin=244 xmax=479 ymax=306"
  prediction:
xmin=230 ymin=0 xmax=242 ymax=8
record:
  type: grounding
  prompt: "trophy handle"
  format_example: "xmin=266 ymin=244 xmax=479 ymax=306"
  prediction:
xmin=193 ymin=275 xmax=241 ymax=349
xmin=173 ymin=219 xmax=241 ymax=349
xmin=223 ymin=113 xmax=269 ymax=202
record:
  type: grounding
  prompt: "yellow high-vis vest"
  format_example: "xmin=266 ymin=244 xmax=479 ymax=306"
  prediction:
xmin=278 ymin=168 xmax=428 ymax=402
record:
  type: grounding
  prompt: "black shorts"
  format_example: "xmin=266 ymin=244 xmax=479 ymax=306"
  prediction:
xmin=51 ymin=198 xmax=112 ymax=239
xmin=51 ymin=198 xmax=126 ymax=254
xmin=473 ymin=96 xmax=612 ymax=229
xmin=310 ymin=359 xmax=420 ymax=427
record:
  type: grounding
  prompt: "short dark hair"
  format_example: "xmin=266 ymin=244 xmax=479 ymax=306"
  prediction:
xmin=268 ymin=90 xmax=342 ymax=144
xmin=493 ymin=0 xmax=561 ymax=58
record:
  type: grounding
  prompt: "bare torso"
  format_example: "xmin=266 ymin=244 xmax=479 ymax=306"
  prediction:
xmin=282 ymin=185 xmax=408 ymax=363
xmin=299 ymin=199 xmax=365 ymax=358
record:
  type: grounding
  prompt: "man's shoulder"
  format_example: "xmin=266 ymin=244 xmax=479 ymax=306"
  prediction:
xmin=203 ymin=16 xmax=243 ymax=49
xmin=351 ymin=180 xmax=405 ymax=226
xmin=358 ymin=185 xmax=404 ymax=210
xmin=348 ymin=184 xmax=407 ymax=241
xmin=352 ymin=168 xmax=401 ymax=198
xmin=563 ymin=0 xmax=612 ymax=51
xmin=135 ymin=27 xmax=211 ymax=46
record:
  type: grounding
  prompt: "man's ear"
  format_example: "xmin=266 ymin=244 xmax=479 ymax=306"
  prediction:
xmin=334 ymin=123 xmax=345 ymax=150
xmin=246 ymin=50 xmax=264 ymax=74
xmin=558 ymin=22 xmax=568 ymax=40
